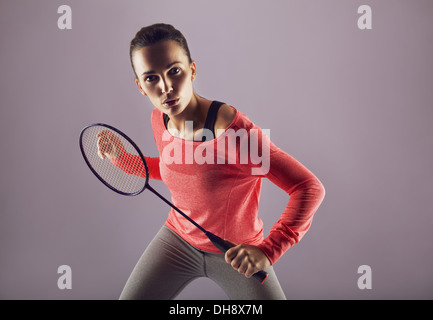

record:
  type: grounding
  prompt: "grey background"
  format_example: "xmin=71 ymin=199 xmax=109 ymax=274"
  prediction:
xmin=1 ymin=0 xmax=432 ymax=300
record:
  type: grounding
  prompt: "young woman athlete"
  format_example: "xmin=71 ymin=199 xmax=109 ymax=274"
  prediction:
xmin=98 ymin=23 xmax=325 ymax=300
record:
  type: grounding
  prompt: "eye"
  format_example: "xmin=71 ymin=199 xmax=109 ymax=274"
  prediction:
xmin=169 ymin=67 xmax=181 ymax=75
xmin=145 ymin=75 xmax=158 ymax=82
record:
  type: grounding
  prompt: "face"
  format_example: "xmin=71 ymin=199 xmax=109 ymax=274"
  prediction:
xmin=132 ymin=40 xmax=196 ymax=117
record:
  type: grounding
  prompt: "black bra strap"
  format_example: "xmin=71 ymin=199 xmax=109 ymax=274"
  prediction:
xmin=163 ymin=113 xmax=169 ymax=128
xmin=202 ymin=101 xmax=224 ymax=141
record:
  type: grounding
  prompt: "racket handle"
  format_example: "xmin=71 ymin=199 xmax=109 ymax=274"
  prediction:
xmin=205 ymin=231 xmax=269 ymax=284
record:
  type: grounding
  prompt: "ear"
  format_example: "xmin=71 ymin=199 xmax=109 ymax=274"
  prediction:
xmin=135 ymin=78 xmax=147 ymax=96
xmin=190 ymin=61 xmax=197 ymax=82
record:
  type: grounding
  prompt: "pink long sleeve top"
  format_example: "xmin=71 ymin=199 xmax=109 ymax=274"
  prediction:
xmin=113 ymin=106 xmax=325 ymax=265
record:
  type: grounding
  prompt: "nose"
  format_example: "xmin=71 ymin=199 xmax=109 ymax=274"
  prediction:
xmin=160 ymin=76 xmax=173 ymax=94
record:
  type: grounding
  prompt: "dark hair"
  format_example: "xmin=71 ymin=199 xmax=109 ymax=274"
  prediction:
xmin=129 ymin=23 xmax=192 ymax=78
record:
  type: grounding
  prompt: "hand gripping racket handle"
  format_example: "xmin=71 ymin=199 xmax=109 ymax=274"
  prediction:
xmin=205 ymin=231 xmax=268 ymax=284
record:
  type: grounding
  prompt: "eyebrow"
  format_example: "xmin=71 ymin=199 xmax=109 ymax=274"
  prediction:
xmin=141 ymin=61 xmax=181 ymax=76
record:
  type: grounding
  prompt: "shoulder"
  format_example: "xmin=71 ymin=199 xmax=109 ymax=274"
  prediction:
xmin=151 ymin=108 xmax=164 ymax=126
xmin=151 ymin=107 xmax=161 ymax=119
xmin=150 ymin=108 xmax=165 ymax=139
xmin=214 ymin=104 xmax=237 ymax=137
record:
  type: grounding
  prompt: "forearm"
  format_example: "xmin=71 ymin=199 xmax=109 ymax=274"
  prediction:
xmin=110 ymin=151 xmax=162 ymax=180
xmin=258 ymin=177 xmax=325 ymax=265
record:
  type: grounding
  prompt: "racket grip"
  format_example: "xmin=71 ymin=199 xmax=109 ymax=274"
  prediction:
xmin=205 ymin=231 xmax=269 ymax=284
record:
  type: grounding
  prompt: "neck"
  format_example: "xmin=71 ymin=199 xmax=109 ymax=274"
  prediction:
xmin=167 ymin=93 xmax=209 ymax=140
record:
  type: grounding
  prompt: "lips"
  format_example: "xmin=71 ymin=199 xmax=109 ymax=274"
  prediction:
xmin=163 ymin=98 xmax=180 ymax=107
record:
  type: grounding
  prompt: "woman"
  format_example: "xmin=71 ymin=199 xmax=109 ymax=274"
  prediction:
xmin=99 ymin=23 xmax=325 ymax=300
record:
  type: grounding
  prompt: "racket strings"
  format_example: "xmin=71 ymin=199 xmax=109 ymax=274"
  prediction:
xmin=81 ymin=125 xmax=146 ymax=195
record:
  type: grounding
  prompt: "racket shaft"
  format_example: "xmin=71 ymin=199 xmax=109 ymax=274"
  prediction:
xmin=146 ymin=185 xmax=206 ymax=233
xmin=205 ymin=231 xmax=268 ymax=284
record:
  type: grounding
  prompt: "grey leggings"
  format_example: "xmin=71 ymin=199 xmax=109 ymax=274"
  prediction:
xmin=119 ymin=225 xmax=286 ymax=300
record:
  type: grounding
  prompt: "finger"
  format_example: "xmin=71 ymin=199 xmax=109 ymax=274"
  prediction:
xmin=225 ymin=247 xmax=241 ymax=264
xmin=244 ymin=264 xmax=258 ymax=278
xmin=237 ymin=258 xmax=250 ymax=275
xmin=97 ymin=149 xmax=105 ymax=159
xmin=224 ymin=240 xmax=238 ymax=263
xmin=96 ymin=137 xmax=106 ymax=159
xmin=97 ymin=140 xmax=112 ymax=156
xmin=225 ymin=250 xmax=234 ymax=264
xmin=229 ymin=250 xmax=247 ymax=271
